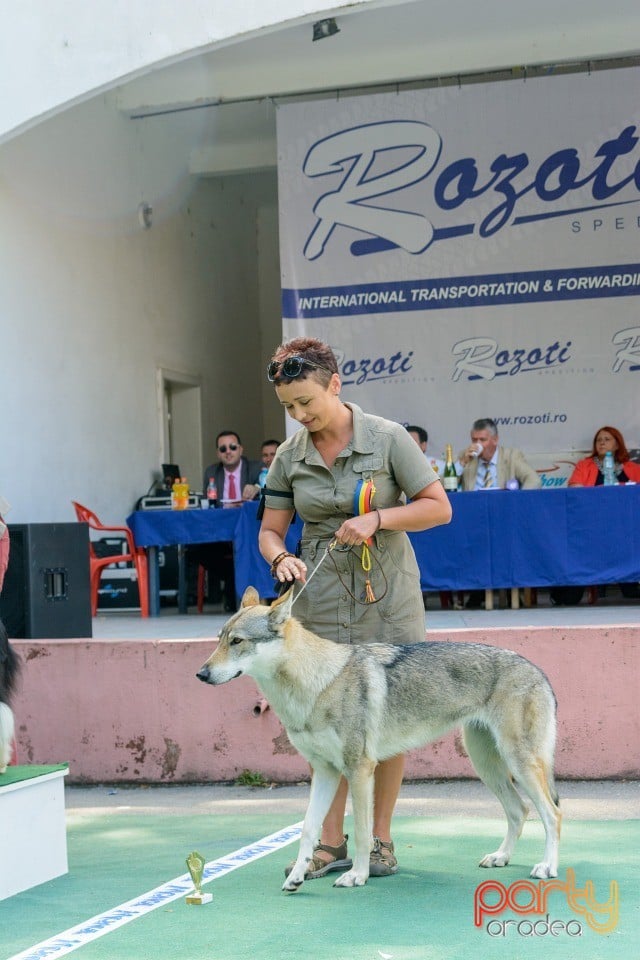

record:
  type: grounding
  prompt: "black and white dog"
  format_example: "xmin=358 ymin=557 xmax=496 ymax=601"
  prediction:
xmin=0 ymin=618 xmax=19 ymax=772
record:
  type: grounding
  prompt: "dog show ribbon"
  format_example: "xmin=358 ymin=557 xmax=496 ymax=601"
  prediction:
xmin=353 ymin=479 xmax=377 ymax=602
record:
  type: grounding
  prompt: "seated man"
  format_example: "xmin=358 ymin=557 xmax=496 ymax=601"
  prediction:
xmin=255 ymin=438 xmax=282 ymax=489
xmin=196 ymin=430 xmax=261 ymax=611
xmin=457 ymin=418 xmax=540 ymax=608
xmin=260 ymin=438 xmax=281 ymax=470
xmin=406 ymin=425 xmax=445 ymax=476
xmin=457 ymin=418 xmax=540 ymax=491
xmin=203 ymin=430 xmax=262 ymax=505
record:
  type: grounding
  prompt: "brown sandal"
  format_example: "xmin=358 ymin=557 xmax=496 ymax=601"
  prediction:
xmin=284 ymin=835 xmax=352 ymax=879
xmin=369 ymin=836 xmax=398 ymax=876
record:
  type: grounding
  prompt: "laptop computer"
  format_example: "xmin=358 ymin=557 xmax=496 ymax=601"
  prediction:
xmin=161 ymin=463 xmax=181 ymax=490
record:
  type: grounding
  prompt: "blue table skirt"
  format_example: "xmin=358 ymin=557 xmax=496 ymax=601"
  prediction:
xmin=127 ymin=507 xmax=242 ymax=547
xmin=127 ymin=503 xmax=302 ymax=606
xmin=128 ymin=485 xmax=640 ymax=610
xmin=409 ymin=486 xmax=640 ymax=590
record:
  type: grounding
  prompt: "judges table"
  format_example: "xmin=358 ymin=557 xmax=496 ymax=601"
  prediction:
xmin=127 ymin=486 xmax=640 ymax=616
xmin=126 ymin=504 xmax=301 ymax=615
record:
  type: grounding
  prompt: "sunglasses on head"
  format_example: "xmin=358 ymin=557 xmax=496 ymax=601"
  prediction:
xmin=218 ymin=443 xmax=239 ymax=453
xmin=267 ymin=356 xmax=331 ymax=382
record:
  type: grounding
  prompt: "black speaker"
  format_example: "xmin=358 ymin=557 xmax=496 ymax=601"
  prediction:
xmin=0 ymin=523 xmax=92 ymax=639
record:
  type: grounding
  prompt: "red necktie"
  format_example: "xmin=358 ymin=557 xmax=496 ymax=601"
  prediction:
xmin=228 ymin=473 xmax=237 ymax=501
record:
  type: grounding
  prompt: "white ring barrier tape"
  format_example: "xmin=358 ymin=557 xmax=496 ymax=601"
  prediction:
xmin=9 ymin=822 xmax=303 ymax=960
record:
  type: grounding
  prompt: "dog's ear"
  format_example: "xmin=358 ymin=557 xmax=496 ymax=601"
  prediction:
xmin=268 ymin=585 xmax=294 ymax=628
xmin=240 ymin=586 xmax=260 ymax=609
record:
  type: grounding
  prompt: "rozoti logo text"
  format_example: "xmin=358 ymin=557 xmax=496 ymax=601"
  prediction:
xmin=451 ymin=337 xmax=572 ymax=382
xmin=301 ymin=120 xmax=640 ymax=259
xmin=474 ymin=869 xmax=619 ymax=938
xmin=334 ymin=349 xmax=414 ymax=385
xmin=612 ymin=325 xmax=640 ymax=372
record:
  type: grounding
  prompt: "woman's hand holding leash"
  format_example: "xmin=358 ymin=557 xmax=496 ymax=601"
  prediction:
xmin=272 ymin=551 xmax=307 ymax=584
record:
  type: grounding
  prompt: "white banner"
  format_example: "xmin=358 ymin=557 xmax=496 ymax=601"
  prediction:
xmin=276 ymin=68 xmax=640 ymax=480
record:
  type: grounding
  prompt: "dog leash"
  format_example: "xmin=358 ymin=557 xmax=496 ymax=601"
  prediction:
xmin=288 ymin=537 xmax=388 ymax=607
xmin=289 ymin=539 xmax=336 ymax=608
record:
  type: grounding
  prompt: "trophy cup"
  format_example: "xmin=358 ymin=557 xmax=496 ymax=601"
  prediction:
xmin=185 ymin=850 xmax=213 ymax=905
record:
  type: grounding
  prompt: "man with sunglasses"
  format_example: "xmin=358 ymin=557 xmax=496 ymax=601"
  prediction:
xmin=203 ymin=431 xmax=262 ymax=506
xmin=197 ymin=431 xmax=262 ymax=611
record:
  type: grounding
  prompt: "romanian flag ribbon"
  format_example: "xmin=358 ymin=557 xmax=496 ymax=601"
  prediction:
xmin=353 ymin=479 xmax=376 ymax=543
xmin=353 ymin=478 xmax=377 ymax=602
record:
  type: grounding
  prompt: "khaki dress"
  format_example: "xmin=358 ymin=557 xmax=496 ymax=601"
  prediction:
xmin=264 ymin=403 xmax=438 ymax=644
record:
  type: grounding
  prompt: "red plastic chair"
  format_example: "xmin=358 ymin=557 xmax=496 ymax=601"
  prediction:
xmin=71 ymin=501 xmax=149 ymax=617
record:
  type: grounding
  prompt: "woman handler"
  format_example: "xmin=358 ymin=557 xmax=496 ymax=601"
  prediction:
xmin=258 ymin=337 xmax=451 ymax=878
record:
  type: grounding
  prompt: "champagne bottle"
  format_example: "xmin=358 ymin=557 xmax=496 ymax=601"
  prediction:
xmin=443 ymin=444 xmax=458 ymax=492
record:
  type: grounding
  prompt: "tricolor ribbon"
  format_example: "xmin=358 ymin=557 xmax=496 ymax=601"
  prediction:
xmin=353 ymin=479 xmax=377 ymax=602
xmin=353 ymin=479 xmax=376 ymax=545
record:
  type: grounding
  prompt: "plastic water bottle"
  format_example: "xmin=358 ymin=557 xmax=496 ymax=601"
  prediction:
xmin=206 ymin=476 xmax=218 ymax=507
xmin=172 ymin=477 xmax=189 ymax=509
xmin=257 ymin=467 xmax=268 ymax=489
xmin=602 ymin=451 xmax=616 ymax=486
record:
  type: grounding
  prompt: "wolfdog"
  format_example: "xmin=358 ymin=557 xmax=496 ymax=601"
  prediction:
xmin=197 ymin=587 xmax=561 ymax=891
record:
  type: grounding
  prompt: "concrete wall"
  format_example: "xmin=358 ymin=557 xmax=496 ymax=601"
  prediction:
xmin=0 ymin=0 xmax=362 ymax=143
xmin=4 ymin=1 xmax=640 ymax=145
xmin=12 ymin=625 xmax=639 ymax=783
xmin=0 ymin=89 xmax=279 ymax=524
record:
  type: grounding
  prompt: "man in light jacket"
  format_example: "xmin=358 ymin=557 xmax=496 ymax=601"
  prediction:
xmin=457 ymin=418 xmax=540 ymax=491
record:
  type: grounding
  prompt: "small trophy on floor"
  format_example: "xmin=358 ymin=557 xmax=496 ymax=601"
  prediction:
xmin=185 ymin=850 xmax=213 ymax=905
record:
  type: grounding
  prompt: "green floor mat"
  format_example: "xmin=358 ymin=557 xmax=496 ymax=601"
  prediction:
xmin=2 ymin=814 xmax=637 ymax=960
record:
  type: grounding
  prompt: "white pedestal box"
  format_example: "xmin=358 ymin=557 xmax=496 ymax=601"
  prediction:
xmin=0 ymin=764 xmax=69 ymax=900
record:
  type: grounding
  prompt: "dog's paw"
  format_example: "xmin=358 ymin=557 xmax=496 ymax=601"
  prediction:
xmin=282 ymin=876 xmax=304 ymax=893
xmin=530 ymin=862 xmax=557 ymax=880
xmin=479 ymin=852 xmax=510 ymax=868
xmin=333 ymin=869 xmax=368 ymax=888
xmin=282 ymin=861 xmax=308 ymax=893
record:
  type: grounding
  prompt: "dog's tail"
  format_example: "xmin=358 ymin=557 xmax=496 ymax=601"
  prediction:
xmin=0 ymin=617 xmax=20 ymax=704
